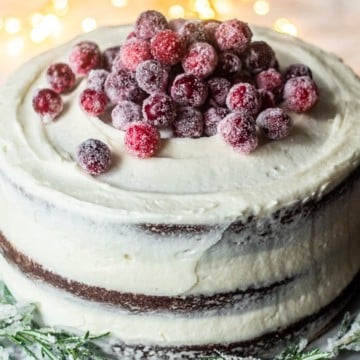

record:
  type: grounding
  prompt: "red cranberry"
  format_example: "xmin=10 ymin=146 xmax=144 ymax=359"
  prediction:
xmin=226 ymin=82 xmax=261 ymax=117
xmin=244 ymin=41 xmax=277 ymax=74
xmin=283 ymin=76 xmax=319 ymax=113
xmin=171 ymin=73 xmax=208 ymax=107
xmin=76 ymin=139 xmax=111 ymax=175
xmin=256 ymin=107 xmax=293 ymax=140
xmin=69 ymin=41 xmax=102 ymax=76
xmin=218 ymin=112 xmax=258 ymax=154
xmin=204 ymin=107 xmax=229 ymax=136
xmin=32 ymin=88 xmax=63 ymax=123
xmin=168 ymin=18 xmax=187 ymax=32
xmin=173 ymin=106 xmax=204 ymax=138
xmin=142 ymin=93 xmax=176 ymax=128
xmin=46 ymin=63 xmax=76 ymax=94
xmin=119 ymin=39 xmax=152 ymax=71
xmin=207 ymin=77 xmax=231 ymax=106
xmin=79 ymin=88 xmax=108 ymax=116
xmin=258 ymin=89 xmax=276 ymax=111
xmin=215 ymin=19 xmax=252 ymax=53
xmin=182 ymin=42 xmax=218 ymax=78
xmin=203 ymin=20 xmax=221 ymax=46
xmin=111 ymin=100 xmax=142 ymax=130
xmin=111 ymin=53 xmax=126 ymax=73
xmin=150 ymin=29 xmax=186 ymax=66
xmin=86 ymin=69 xmax=109 ymax=91
xmin=124 ymin=122 xmax=161 ymax=158
xmin=216 ymin=51 xmax=242 ymax=77
xmin=135 ymin=60 xmax=169 ymax=94
xmin=179 ymin=21 xmax=208 ymax=45
xmin=102 ymin=46 xmax=120 ymax=71
xmin=256 ymin=68 xmax=284 ymax=98
xmin=126 ymin=31 xmax=137 ymax=41
xmin=135 ymin=10 xmax=168 ymax=40
xmin=284 ymin=63 xmax=313 ymax=82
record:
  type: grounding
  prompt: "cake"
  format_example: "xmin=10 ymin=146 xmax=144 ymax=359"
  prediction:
xmin=0 ymin=10 xmax=359 ymax=359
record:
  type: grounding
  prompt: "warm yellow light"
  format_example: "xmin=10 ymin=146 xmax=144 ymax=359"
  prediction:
xmin=274 ymin=18 xmax=298 ymax=36
xmin=253 ymin=0 xmax=270 ymax=16
xmin=53 ymin=0 xmax=68 ymax=10
xmin=82 ymin=18 xmax=97 ymax=33
xmin=7 ymin=37 xmax=25 ymax=56
xmin=0 ymin=17 xmax=3 ymax=31
xmin=213 ymin=0 xmax=231 ymax=15
xmin=4 ymin=17 xmax=22 ymax=35
xmin=44 ymin=14 xmax=62 ymax=36
xmin=112 ymin=0 xmax=128 ymax=7
xmin=30 ymin=25 xmax=49 ymax=43
xmin=30 ymin=13 xmax=44 ymax=27
xmin=199 ymin=7 xmax=216 ymax=20
xmin=168 ymin=5 xmax=185 ymax=19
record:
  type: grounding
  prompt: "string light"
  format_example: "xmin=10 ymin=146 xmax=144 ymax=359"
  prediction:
xmin=274 ymin=18 xmax=298 ymax=36
xmin=81 ymin=18 xmax=97 ymax=33
xmin=111 ymin=0 xmax=128 ymax=7
xmin=7 ymin=37 xmax=25 ymax=56
xmin=194 ymin=0 xmax=216 ymax=19
xmin=253 ymin=0 xmax=270 ymax=16
xmin=4 ymin=17 xmax=22 ymax=35
xmin=168 ymin=5 xmax=185 ymax=18
xmin=30 ymin=13 xmax=44 ymax=27
xmin=53 ymin=0 xmax=68 ymax=11
xmin=213 ymin=0 xmax=231 ymax=15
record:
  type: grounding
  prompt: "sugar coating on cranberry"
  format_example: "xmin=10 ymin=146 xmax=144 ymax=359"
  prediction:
xmin=244 ymin=41 xmax=277 ymax=74
xmin=76 ymin=139 xmax=111 ymax=175
xmin=86 ymin=69 xmax=109 ymax=91
xmin=179 ymin=21 xmax=208 ymax=45
xmin=204 ymin=107 xmax=229 ymax=136
xmin=207 ymin=77 xmax=231 ymax=106
xmin=216 ymin=51 xmax=242 ymax=77
xmin=215 ymin=19 xmax=252 ymax=53
xmin=79 ymin=88 xmax=108 ymax=116
xmin=182 ymin=42 xmax=218 ymax=78
xmin=258 ymin=89 xmax=276 ymax=111
xmin=226 ymin=82 xmax=261 ymax=117
xmin=283 ymin=76 xmax=319 ymax=113
xmin=256 ymin=107 xmax=293 ymax=140
xmin=171 ymin=73 xmax=208 ymax=107
xmin=173 ymin=106 xmax=204 ymax=138
xmin=203 ymin=20 xmax=221 ymax=46
xmin=124 ymin=122 xmax=161 ymax=158
xmin=151 ymin=29 xmax=186 ymax=66
xmin=143 ymin=93 xmax=176 ymax=128
xmin=218 ymin=112 xmax=258 ymax=154
xmin=256 ymin=68 xmax=284 ymax=98
xmin=135 ymin=60 xmax=169 ymax=94
xmin=46 ymin=63 xmax=76 ymax=94
xmin=111 ymin=53 xmax=126 ymax=73
xmin=102 ymin=46 xmax=120 ymax=71
xmin=32 ymin=88 xmax=63 ymax=123
xmin=126 ymin=31 xmax=137 ymax=41
xmin=168 ymin=18 xmax=187 ymax=32
xmin=135 ymin=10 xmax=168 ymax=40
xmin=120 ymin=39 xmax=152 ymax=71
xmin=69 ymin=41 xmax=102 ymax=76
xmin=111 ymin=100 xmax=142 ymax=130
xmin=284 ymin=63 xmax=313 ymax=82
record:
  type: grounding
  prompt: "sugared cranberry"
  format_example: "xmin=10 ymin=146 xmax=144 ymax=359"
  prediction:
xmin=171 ymin=73 xmax=208 ymax=107
xmin=76 ymin=139 xmax=111 ymax=175
xmin=256 ymin=68 xmax=284 ymax=98
xmin=168 ymin=18 xmax=187 ymax=32
xmin=215 ymin=19 xmax=252 ymax=53
xmin=111 ymin=53 xmax=126 ymax=73
xmin=256 ymin=107 xmax=293 ymax=140
xmin=284 ymin=63 xmax=313 ymax=82
xmin=207 ymin=77 xmax=231 ymax=106
xmin=218 ymin=112 xmax=258 ymax=154
xmin=69 ymin=41 xmax=102 ymax=76
xmin=179 ymin=21 xmax=208 ymax=45
xmin=119 ymin=39 xmax=152 ymax=72
xmin=203 ymin=20 xmax=221 ymax=46
xmin=135 ymin=10 xmax=168 ymax=40
xmin=216 ymin=51 xmax=242 ymax=77
xmin=79 ymin=88 xmax=108 ymax=116
xmin=142 ymin=93 xmax=176 ymax=128
xmin=32 ymin=88 xmax=63 ymax=123
xmin=102 ymin=46 xmax=120 ymax=71
xmin=182 ymin=42 xmax=218 ymax=78
xmin=204 ymin=107 xmax=229 ymax=136
xmin=283 ymin=76 xmax=319 ymax=113
xmin=124 ymin=122 xmax=161 ymax=158
xmin=258 ymin=89 xmax=276 ymax=111
xmin=111 ymin=100 xmax=142 ymax=130
xmin=226 ymin=82 xmax=261 ymax=117
xmin=173 ymin=106 xmax=204 ymax=138
xmin=46 ymin=63 xmax=76 ymax=94
xmin=150 ymin=29 xmax=186 ymax=66
xmin=135 ymin=60 xmax=169 ymax=94
xmin=86 ymin=69 xmax=109 ymax=91
xmin=126 ymin=31 xmax=137 ymax=41
xmin=244 ymin=41 xmax=277 ymax=74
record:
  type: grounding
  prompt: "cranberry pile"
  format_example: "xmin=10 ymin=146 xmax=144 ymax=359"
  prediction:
xmin=32 ymin=10 xmax=320 ymax=175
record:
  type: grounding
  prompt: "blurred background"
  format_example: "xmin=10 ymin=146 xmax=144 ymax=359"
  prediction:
xmin=0 ymin=0 xmax=359 ymax=83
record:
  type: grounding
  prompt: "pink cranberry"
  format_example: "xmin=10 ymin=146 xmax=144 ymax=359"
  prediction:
xmin=135 ymin=60 xmax=169 ymax=94
xmin=126 ymin=31 xmax=137 ymax=41
xmin=119 ymin=39 xmax=152 ymax=72
xmin=256 ymin=68 xmax=284 ymax=98
xmin=171 ymin=73 xmax=208 ymax=107
xmin=32 ymin=88 xmax=63 ymax=123
xmin=203 ymin=20 xmax=221 ymax=46
xmin=207 ymin=77 xmax=231 ymax=106
xmin=79 ymin=88 xmax=108 ymax=116
xmin=142 ymin=93 xmax=176 ymax=128
xmin=182 ymin=42 xmax=218 ymax=78
xmin=218 ymin=112 xmax=258 ymax=154
xmin=179 ymin=21 xmax=208 ymax=45
xmin=215 ymin=19 xmax=252 ymax=53
xmin=102 ymin=46 xmax=120 ymax=71
xmin=124 ymin=122 xmax=161 ymax=158
xmin=76 ymin=139 xmax=111 ymax=175
xmin=284 ymin=63 xmax=313 ymax=82
xmin=204 ymin=107 xmax=229 ymax=136
xmin=150 ymin=29 xmax=186 ymax=66
xmin=283 ymin=76 xmax=319 ymax=113
xmin=46 ymin=63 xmax=76 ymax=94
xmin=69 ymin=41 xmax=102 ymax=76
xmin=111 ymin=100 xmax=142 ymax=130
xmin=135 ymin=10 xmax=168 ymax=40
xmin=86 ymin=69 xmax=109 ymax=91
xmin=216 ymin=51 xmax=242 ymax=77
xmin=258 ymin=89 xmax=276 ymax=111
xmin=244 ymin=41 xmax=277 ymax=74
xmin=226 ymin=82 xmax=261 ymax=117
xmin=173 ymin=106 xmax=204 ymax=138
